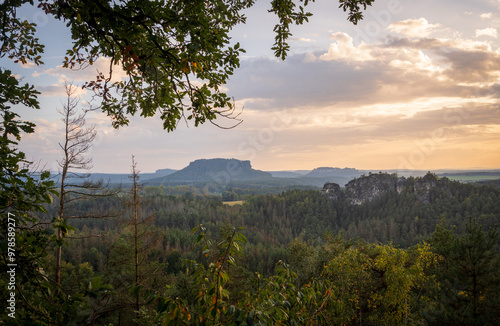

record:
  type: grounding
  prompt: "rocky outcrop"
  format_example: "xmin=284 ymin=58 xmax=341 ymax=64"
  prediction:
xmin=322 ymin=172 xmax=449 ymax=205
xmin=413 ymin=173 xmax=453 ymax=204
xmin=397 ymin=177 xmax=408 ymax=194
xmin=320 ymin=182 xmax=344 ymax=201
xmin=345 ymin=173 xmax=403 ymax=205
xmin=414 ymin=173 xmax=438 ymax=204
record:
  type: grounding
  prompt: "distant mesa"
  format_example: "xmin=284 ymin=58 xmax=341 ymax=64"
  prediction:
xmin=322 ymin=172 xmax=451 ymax=205
xmin=160 ymin=158 xmax=272 ymax=183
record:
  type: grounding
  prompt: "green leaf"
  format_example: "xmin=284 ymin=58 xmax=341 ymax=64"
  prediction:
xmin=90 ymin=276 xmax=102 ymax=290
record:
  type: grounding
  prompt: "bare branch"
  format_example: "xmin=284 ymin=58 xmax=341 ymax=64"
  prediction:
xmin=54 ymin=81 xmax=120 ymax=289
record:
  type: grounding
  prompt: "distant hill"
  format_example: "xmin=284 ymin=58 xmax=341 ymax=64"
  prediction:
xmin=45 ymin=168 xmax=178 ymax=185
xmin=305 ymin=167 xmax=362 ymax=179
xmin=303 ymin=167 xmax=363 ymax=186
xmin=51 ymin=160 xmax=500 ymax=193
xmin=155 ymin=158 xmax=272 ymax=183
xmin=438 ymin=171 xmax=500 ymax=183
xmin=263 ymin=167 xmax=364 ymax=187
xmin=267 ymin=171 xmax=305 ymax=178
xmin=154 ymin=168 xmax=177 ymax=177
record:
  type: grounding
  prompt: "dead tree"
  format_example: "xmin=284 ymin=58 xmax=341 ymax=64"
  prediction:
xmin=54 ymin=82 xmax=120 ymax=289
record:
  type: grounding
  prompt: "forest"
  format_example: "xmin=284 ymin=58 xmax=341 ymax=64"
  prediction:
xmin=2 ymin=172 xmax=499 ymax=325
xmin=1 ymin=0 xmax=499 ymax=325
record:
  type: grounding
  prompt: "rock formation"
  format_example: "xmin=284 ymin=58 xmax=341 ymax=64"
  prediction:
xmin=322 ymin=172 xmax=449 ymax=205
xmin=320 ymin=182 xmax=344 ymax=201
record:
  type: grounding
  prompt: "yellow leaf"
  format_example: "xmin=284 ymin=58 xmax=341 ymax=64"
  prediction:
xmin=182 ymin=60 xmax=189 ymax=73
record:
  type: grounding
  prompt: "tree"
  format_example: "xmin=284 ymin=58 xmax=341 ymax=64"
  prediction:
xmin=130 ymin=156 xmax=142 ymax=321
xmin=0 ymin=74 xmax=52 ymax=219
xmin=53 ymin=82 xmax=119 ymax=290
xmin=427 ymin=219 xmax=500 ymax=325
xmin=222 ymin=190 xmax=239 ymax=202
xmin=101 ymin=156 xmax=164 ymax=324
xmin=0 ymin=59 xmax=60 ymax=326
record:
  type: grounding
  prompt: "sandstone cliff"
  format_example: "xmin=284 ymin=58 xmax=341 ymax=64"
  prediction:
xmin=321 ymin=172 xmax=450 ymax=205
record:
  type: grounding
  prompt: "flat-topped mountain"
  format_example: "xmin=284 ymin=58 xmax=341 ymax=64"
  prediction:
xmin=160 ymin=158 xmax=272 ymax=183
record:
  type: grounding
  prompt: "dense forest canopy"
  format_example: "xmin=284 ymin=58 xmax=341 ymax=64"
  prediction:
xmin=11 ymin=174 xmax=498 ymax=325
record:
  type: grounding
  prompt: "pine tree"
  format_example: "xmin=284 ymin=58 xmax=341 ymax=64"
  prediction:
xmin=428 ymin=218 xmax=500 ymax=325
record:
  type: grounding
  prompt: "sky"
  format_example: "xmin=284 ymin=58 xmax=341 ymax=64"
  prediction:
xmin=6 ymin=0 xmax=500 ymax=173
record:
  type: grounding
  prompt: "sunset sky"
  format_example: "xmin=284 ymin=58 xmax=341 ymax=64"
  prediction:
xmin=7 ymin=0 xmax=500 ymax=173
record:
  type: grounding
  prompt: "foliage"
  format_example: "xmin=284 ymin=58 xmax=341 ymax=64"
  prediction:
xmin=20 ymin=185 xmax=500 ymax=324
xmin=135 ymin=223 xmax=443 ymax=326
xmin=1 ymin=46 xmax=59 ymax=326
xmin=0 ymin=0 xmax=376 ymax=131
xmin=222 ymin=190 xmax=239 ymax=202
xmin=152 ymin=224 xmax=247 ymax=325
xmin=427 ymin=219 xmax=500 ymax=325
xmin=0 ymin=71 xmax=54 ymax=219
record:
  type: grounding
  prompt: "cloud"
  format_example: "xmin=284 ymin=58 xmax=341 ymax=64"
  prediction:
xmin=291 ymin=37 xmax=315 ymax=43
xmin=18 ymin=61 xmax=37 ymax=69
xmin=31 ymin=57 xmax=130 ymax=98
xmin=439 ymin=49 xmax=500 ymax=83
xmin=480 ymin=13 xmax=493 ymax=19
xmin=387 ymin=18 xmax=441 ymax=38
xmin=318 ymin=34 xmax=444 ymax=73
xmin=476 ymin=28 xmax=498 ymax=38
xmin=385 ymin=36 xmax=494 ymax=52
xmin=35 ymin=57 xmax=128 ymax=84
xmin=319 ymin=33 xmax=373 ymax=62
xmin=227 ymin=15 xmax=500 ymax=143
xmin=303 ymin=52 xmax=317 ymax=63
xmin=37 ymin=84 xmax=88 ymax=97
